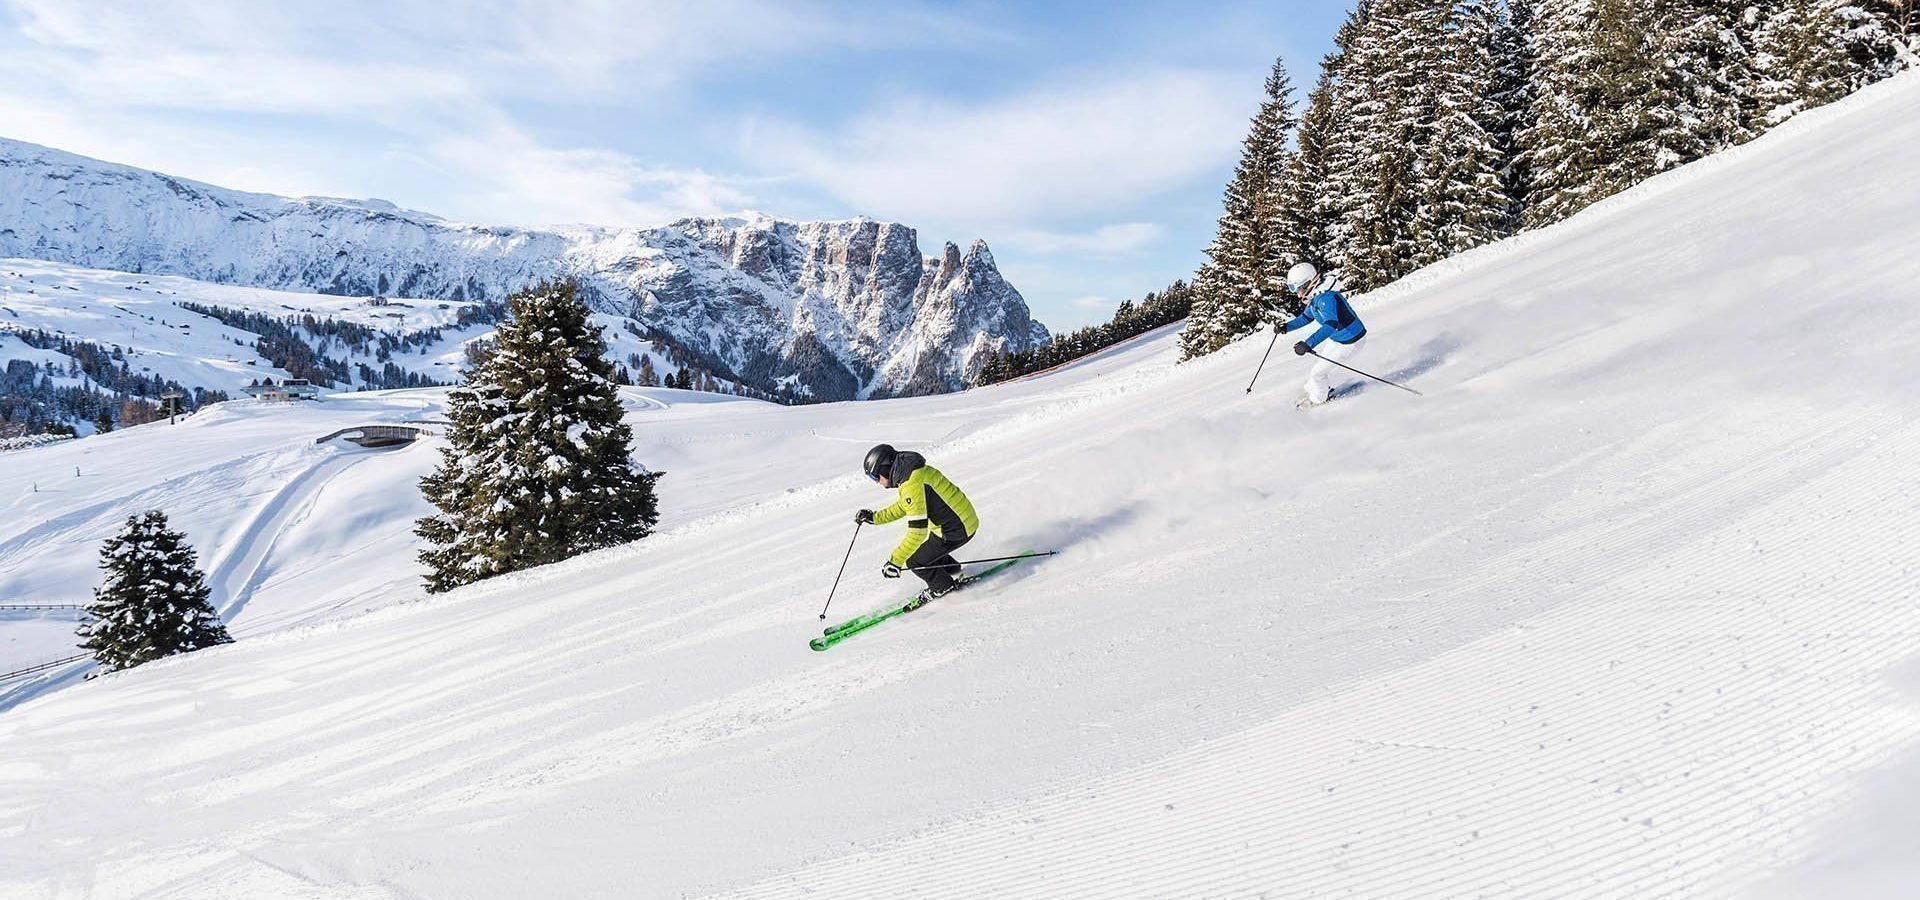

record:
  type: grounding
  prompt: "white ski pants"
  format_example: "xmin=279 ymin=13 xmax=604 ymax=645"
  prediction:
xmin=1305 ymin=335 xmax=1365 ymax=403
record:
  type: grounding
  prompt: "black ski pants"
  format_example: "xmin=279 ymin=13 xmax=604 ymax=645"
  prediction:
xmin=907 ymin=530 xmax=972 ymax=590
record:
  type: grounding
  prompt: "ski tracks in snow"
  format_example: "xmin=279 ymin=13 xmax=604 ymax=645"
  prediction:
xmin=204 ymin=444 xmax=371 ymax=626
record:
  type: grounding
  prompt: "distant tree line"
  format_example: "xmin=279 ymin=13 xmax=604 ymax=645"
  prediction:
xmin=619 ymin=322 xmax=789 ymax=403
xmin=1180 ymin=0 xmax=1916 ymax=360
xmin=973 ymin=280 xmax=1195 ymax=386
xmin=176 ymin=301 xmax=493 ymax=389
xmin=1 ymin=329 xmax=225 ymax=434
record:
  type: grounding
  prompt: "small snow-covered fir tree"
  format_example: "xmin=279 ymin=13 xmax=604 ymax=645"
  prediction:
xmin=416 ymin=278 xmax=661 ymax=593
xmin=77 ymin=510 xmax=231 ymax=672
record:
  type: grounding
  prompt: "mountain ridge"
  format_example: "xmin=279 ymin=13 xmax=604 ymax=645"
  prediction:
xmin=0 ymin=136 xmax=1049 ymax=400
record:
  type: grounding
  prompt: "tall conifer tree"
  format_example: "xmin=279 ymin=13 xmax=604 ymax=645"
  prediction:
xmin=1278 ymin=65 xmax=1342 ymax=279
xmin=1186 ymin=58 xmax=1298 ymax=359
xmin=1490 ymin=0 xmax=1540 ymax=229
xmin=416 ymin=279 xmax=661 ymax=593
xmin=1420 ymin=0 xmax=1512 ymax=264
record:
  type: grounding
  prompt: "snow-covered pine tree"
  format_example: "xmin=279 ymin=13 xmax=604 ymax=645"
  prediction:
xmin=1838 ymin=0 xmax=1917 ymax=81
xmin=416 ymin=278 xmax=661 ymax=593
xmin=1491 ymin=0 xmax=1540 ymax=229
xmin=1177 ymin=261 xmax=1235 ymax=360
xmin=1330 ymin=0 xmax=1443 ymax=291
xmin=1305 ymin=2 xmax=1374 ymax=287
xmin=1584 ymin=0 xmax=1698 ymax=202
xmin=1751 ymin=0 xmax=1865 ymax=126
xmin=77 ymin=510 xmax=231 ymax=672
xmin=1524 ymin=0 xmax=1678 ymax=226
xmin=1662 ymin=1 xmax=1747 ymax=151
xmin=1279 ymin=63 xmax=1345 ymax=283
xmin=1183 ymin=58 xmax=1299 ymax=359
xmin=1418 ymin=0 xmax=1512 ymax=265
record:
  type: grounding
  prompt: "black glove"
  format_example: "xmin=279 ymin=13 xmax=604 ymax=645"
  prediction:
xmin=881 ymin=562 xmax=902 ymax=578
xmin=855 ymin=509 xmax=874 ymax=525
xmin=1277 ymin=321 xmax=1290 ymax=335
xmin=1293 ymin=341 xmax=1310 ymax=356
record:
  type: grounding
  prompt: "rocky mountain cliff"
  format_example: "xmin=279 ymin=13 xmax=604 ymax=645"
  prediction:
xmin=0 ymin=137 xmax=1049 ymax=399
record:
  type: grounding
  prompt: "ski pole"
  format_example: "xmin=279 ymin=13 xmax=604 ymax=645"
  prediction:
xmin=1306 ymin=349 xmax=1424 ymax=396
xmin=1246 ymin=326 xmax=1283 ymax=394
xmin=906 ymin=551 xmax=1057 ymax=571
xmin=818 ymin=522 xmax=863 ymax=620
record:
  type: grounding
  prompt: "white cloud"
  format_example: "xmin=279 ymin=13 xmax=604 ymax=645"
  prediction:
xmin=423 ymin=117 xmax=756 ymax=227
xmin=0 ymin=0 xmax=818 ymax=227
xmin=0 ymin=0 xmax=1249 ymax=244
xmin=1069 ymin=295 xmax=1113 ymax=310
xmin=1 ymin=0 xmax=975 ymax=112
xmin=740 ymin=68 xmax=1253 ymax=224
xmin=1013 ymin=223 xmax=1168 ymax=256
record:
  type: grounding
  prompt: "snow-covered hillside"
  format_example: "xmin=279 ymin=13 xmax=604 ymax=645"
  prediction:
xmin=2 ymin=71 xmax=1918 ymax=900
xmin=0 ymin=257 xmax=695 ymax=432
xmin=1 ymin=259 xmax=484 ymax=396
xmin=0 ymin=138 xmax=1050 ymax=399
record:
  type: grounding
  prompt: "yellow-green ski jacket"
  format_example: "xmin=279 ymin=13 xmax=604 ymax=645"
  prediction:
xmin=870 ymin=451 xmax=979 ymax=566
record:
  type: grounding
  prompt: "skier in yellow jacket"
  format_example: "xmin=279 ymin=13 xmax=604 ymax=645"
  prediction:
xmin=855 ymin=443 xmax=980 ymax=605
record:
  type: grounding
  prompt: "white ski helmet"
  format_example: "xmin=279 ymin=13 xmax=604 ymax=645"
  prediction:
xmin=1285 ymin=262 xmax=1319 ymax=295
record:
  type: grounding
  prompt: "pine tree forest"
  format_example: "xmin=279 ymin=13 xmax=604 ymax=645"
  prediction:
xmin=1178 ymin=0 xmax=1915 ymax=360
xmin=416 ymin=278 xmax=663 ymax=593
xmin=975 ymin=280 xmax=1195 ymax=385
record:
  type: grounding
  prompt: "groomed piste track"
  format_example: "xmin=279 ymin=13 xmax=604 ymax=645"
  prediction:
xmin=1 ymin=72 xmax=1918 ymax=900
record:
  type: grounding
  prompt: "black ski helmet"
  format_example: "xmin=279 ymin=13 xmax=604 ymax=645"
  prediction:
xmin=863 ymin=444 xmax=897 ymax=482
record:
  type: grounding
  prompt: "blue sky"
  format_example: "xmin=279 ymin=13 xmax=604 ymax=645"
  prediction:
xmin=0 ymin=0 xmax=1351 ymax=330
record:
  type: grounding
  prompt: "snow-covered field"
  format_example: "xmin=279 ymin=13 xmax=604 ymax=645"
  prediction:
xmin=1 ymin=72 xmax=1918 ymax=899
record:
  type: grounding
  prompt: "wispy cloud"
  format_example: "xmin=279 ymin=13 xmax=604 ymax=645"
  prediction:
xmin=1013 ymin=223 xmax=1168 ymax=256
xmin=423 ymin=117 xmax=756 ymax=226
xmin=740 ymin=68 xmax=1252 ymax=224
xmin=1069 ymin=295 xmax=1113 ymax=310
xmin=0 ymin=0 xmax=959 ymax=226
xmin=2 ymin=0 xmax=956 ymax=110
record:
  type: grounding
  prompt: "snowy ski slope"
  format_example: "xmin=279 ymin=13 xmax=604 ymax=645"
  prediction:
xmin=2 ymin=72 xmax=1919 ymax=899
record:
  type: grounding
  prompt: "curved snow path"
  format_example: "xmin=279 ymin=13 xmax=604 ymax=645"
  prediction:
xmin=0 ymin=444 xmax=382 ymax=712
xmin=204 ymin=445 xmax=369 ymax=625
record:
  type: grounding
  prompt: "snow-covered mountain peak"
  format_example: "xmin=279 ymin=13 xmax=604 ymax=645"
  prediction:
xmin=0 ymin=137 xmax=1049 ymax=400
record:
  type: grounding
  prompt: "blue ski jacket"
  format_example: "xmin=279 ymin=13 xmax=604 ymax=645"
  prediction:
xmin=1283 ymin=289 xmax=1366 ymax=349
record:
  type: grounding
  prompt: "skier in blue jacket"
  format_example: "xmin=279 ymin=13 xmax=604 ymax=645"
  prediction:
xmin=1274 ymin=262 xmax=1366 ymax=405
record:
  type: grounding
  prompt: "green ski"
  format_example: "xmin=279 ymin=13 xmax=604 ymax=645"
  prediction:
xmin=812 ymin=553 xmax=1036 ymax=651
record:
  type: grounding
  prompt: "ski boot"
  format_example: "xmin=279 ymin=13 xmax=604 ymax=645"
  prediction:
xmin=1296 ymin=385 xmax=1338 ymax=409
xmin=903 ymin=581 xmax=958 ymax=612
